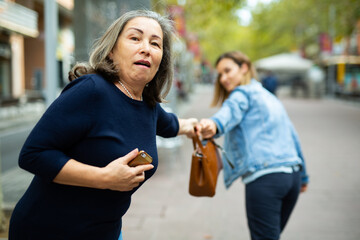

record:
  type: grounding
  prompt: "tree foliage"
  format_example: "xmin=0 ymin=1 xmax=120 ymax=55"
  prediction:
xmin=160 ymin=0 xmax=360 ymax=63
xmin=164 ymin=0 xmax=247 ymax=64
xmin=250 ymin=0 xmax=360 ymax=60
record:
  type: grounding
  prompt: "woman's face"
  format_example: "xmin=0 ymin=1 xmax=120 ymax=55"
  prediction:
xmin=109 ymin=17 xmax=163 ymax=85
xmin=216 ymin=58 xmax=248 ymax=92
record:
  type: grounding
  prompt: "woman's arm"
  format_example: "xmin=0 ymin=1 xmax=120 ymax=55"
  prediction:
xmin=53 ymin=149 xmax=154 ymax=191
xmin=197 ymin=90 xmax=249 ymax=139
xmin=156 ymin=104 xmax=197 ymax=138
xmin=19 ymin=78 xmax=97 ymax=180
xmin=203 ymin=90 xmax=249 ymax=137
xmin=177 ymin=118 xmax=198 ymax=138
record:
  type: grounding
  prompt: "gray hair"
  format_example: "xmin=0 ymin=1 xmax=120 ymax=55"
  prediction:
xmin=69 ymin=10 xmax=174 ymax=107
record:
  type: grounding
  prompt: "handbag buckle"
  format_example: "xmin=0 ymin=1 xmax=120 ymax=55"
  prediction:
xmin=195 ymin=152 xmax=203 ymax=158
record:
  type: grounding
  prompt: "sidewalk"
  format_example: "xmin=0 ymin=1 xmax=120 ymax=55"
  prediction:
xmin=0 ymin=101 xmax=45 ymax=211
xmin=0 ymin=101 xmax=45 ymax=133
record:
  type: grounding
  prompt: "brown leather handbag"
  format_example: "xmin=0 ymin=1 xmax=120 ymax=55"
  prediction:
xmin=189 ymin=135 xmax=222 ymax=197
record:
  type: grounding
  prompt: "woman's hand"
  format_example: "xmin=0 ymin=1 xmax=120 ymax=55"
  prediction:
xmin=178 ymin=118 xmax=199 ymax=138
xmin=101 ymin=149 xmax=154 ymax=191
xmin=53 ymin=149 xmax=153 ymax=192
xmin=199 ymin=119 xmax=217 ymax=139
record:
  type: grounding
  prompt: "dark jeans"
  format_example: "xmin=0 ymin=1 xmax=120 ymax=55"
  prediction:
xmin=245 ymin=171 xmax=301 ymax=240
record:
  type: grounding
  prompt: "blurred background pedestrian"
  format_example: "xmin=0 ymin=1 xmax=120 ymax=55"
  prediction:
xmin=262 ymin=70 xmax=278 ymax=95
xmin=290 ymin=74 xmax=309 ymax=98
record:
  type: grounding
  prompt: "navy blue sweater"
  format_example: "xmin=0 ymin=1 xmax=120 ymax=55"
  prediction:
xmin=9 ymin=74 xmax=179 ymax=240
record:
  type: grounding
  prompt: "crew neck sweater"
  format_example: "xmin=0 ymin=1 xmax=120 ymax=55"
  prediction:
xmin=9 ymin=74 xmax=179 ymax=239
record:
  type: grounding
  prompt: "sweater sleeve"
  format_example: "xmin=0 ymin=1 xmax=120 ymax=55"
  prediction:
xmin=19 ymin=76 xmax=97 ymax=181
xmin=156 ymin=104 xmax=179 ymax=138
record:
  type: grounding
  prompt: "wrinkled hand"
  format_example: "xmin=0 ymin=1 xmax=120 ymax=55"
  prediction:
xmin=179 ymin=118 xmax=199 ymax=138
xmin=102 ymin=149 xmax=154 ymax=192
xmin=199 ymin=119 xmax=217 ymax=139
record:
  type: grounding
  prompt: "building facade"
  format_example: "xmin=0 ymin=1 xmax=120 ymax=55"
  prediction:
xmin=0 ymin=0 xmax=151 ymax=106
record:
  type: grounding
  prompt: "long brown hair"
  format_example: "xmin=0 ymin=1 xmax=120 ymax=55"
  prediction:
xmin=68 ymin=10 xmax=174 ymax=107
xmin=211 ymin=51 xmax=258 ymax=107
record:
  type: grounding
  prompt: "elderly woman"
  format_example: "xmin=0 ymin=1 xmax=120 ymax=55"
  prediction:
xmin=9 ymin=10 xmax=197 ymax=239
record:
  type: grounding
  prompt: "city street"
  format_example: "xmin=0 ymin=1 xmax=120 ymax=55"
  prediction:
xmin=0 ymin=84 xmax=359 ymax=239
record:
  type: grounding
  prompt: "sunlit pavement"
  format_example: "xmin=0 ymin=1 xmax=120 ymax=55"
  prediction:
xmin=1 ymin=84 xmax=360 ymax=239
xmin=122 ymin=84 xmax=360 ymax=240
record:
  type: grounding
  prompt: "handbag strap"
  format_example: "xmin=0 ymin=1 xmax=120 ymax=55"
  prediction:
xmin=192 ymin=134 xmax=205 ymax=153
xmin=211 ymin=140 xmax=235 ymax=169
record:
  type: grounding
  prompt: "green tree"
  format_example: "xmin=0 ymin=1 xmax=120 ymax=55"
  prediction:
xmin=159 ymin=0 xmax=360 ymax=62
xmin=250 ymin=0 xmax=360 ymax=60
xmin=163 ymin=0 xmax=247 ymax=64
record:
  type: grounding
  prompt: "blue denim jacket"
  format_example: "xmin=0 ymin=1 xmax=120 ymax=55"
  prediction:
xmin=211 ymin=79 xmax=309 ymax=189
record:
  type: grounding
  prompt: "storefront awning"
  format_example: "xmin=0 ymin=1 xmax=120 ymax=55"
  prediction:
xmin=324 ymin=55 xmax=360 ymax=65
xmin=254 ymin=53 xmax=313 ymax=72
